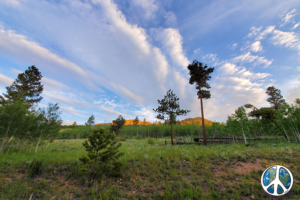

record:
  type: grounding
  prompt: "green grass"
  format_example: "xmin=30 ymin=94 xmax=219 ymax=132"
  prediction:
xmin=0 ymin=137 xmax=300 ymax=199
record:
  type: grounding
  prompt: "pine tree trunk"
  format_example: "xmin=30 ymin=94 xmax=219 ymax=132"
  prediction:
xmin=35 ymin=133 xmax=42 ymax=154
xmin=200 ymin=93 xmax=207 ymax=145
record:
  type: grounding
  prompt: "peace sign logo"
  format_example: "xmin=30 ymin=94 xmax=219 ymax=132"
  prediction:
xmin=261 ymin=165 xmax=293 ymax=197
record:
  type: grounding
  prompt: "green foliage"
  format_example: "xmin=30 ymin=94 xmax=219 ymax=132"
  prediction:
xmin=135 ymin=134 xmax=142 ymax=140
xmin=0 ymin=65 xmax=43 ymax=108
xmin=187 ymin=59 xmax=214 ymax=100
xmin=266 ymin=86 xmax=286 ymax=110
xmin=28 ymin=159 xmax=43 ymax=178
xmin=0 ymin=95 xmax=31 ymax=154
xmin=153 ymin=89 xmax=190 ymax=144
xmin=110 ymin=115 xmax=125 ymax=136
xmin=147 ymin=137 xmax=155 ymax=144
xmin=85 ymin=115 xmax=95 ymax=126
xmin=119 ymin=137 xmax=126 ymax=141
xmin=133 ymin=116 xmax=139 ymax=126
xmin=78 ymin=128 xmax=124 ymax=185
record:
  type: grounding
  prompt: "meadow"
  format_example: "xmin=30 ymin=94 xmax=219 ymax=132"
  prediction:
xmin=1 ymin=129 xmax=300 ymax=200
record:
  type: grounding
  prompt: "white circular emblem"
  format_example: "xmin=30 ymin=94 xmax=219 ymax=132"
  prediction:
xmin=261 ymin=165 xmax=293 ymax=197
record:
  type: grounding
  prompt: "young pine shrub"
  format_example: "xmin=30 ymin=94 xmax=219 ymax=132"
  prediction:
xmin=135 ymin=134 xmax=142 ymax=140
xmin=147 ymin=137 xmax=155 ymax=145
xmin=79 ymin=128 xmax=124 ymax=186
xmin=28 ymin=159 xmax=43 ymax=178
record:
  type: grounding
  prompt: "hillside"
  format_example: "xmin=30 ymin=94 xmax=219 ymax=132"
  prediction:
xmin=96 ymin=117 xmax=214 ymax=126
xmin=180 ymin=117 xmax=214 ymax=126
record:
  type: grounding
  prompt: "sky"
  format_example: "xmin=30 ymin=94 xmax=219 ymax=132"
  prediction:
xmin=0 ymin=0 xmax=300 ymax=125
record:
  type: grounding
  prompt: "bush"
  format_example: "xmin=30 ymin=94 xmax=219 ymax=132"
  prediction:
xmin=135 ymin=134 xmax=142 ymax=140
xmin=79 ymin=128 xmax=124 ymax=186
xmin=119 ymin=137 xmax=126 ymax=142
xmin=28 ymin=159 xmax=43 ymax=178
xmin=147 ymin=138 xmax=155 ymax=145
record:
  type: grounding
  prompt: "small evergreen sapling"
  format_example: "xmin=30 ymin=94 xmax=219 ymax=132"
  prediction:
xmin=79 ymin=128 xmax=124 ymax=186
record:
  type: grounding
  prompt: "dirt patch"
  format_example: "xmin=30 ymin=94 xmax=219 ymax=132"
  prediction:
xmin=4 ymin=177 xmax=12 ymax=182
xmin=230 ymin=159 xmax=267 ymax=175
xmin=214 ymin=159 xmax=269 ymax=177
xmin=17 ymin=173 xmax=25 ymax=179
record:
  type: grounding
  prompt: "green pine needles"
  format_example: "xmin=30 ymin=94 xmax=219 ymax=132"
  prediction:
xmin=79 ymin=128 xmax=124 ymax=186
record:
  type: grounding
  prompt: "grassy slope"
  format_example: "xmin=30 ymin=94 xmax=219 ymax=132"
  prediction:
xmin=0 ymin=138 xmax=300 ymax=200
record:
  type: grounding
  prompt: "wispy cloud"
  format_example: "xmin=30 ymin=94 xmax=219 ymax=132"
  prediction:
xmin=256 ymin=26 xmax=275 ymax=40
xmin=250 ymin=41 xmax=263 ymax=52
xmin=271 ymin=29 xmax=300 ymax=50
xmin=152 ymin=28 xmax=190 ymax=70
xmin=247 ymin=27 xmax=262 ymax=38
xmin=280 ymin=9 xmax=297 ymax=27
xmin=0 ymin=73 xmax=13 ymax=87
xmin=231 ymin=52 xmax=273 ymax=68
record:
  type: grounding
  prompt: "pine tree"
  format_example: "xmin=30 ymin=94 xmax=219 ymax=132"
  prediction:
xmin=85 ymin=115 xmax=95 ymax=126
xmin=0 ymin=65 xmax=43 ymax=108
xmin=111 ymin=115 xmax=125 ymax=136
xmin=79 ymin=128 xmax=124 ymax=186
xmin=133 ymin=116 xmax=139 ymax=126
xmin=153 ymin=89 xmax=190 ymax=145
xmin=187 ymin=60 xmax=214 ymax=145
xmin=266 ymin=86 xmax=286 ymax=110
xmin=143 ymin=118 xmax=147 ymax=125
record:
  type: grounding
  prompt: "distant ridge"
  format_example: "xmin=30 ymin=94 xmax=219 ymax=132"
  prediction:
xmin=95 ymin=117 xmax=214 ymax=126
xmin=180 ymin=117 xmax=214 ymax=126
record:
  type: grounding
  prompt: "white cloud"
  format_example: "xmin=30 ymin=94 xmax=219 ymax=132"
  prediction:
xmin=95 ymin=0 xmax=151 ymax=55
xmin=250 ymin=41 xmax=263 ymax=52
xmin=42 ymin=77 xmax=69 ymax=90
xmin=193 ymin=48 xmax=201 ymax=54
xmin=219 ymin=63 xmax=270 ymax=79
xmin=110 ymin=82 xmax=144 ymax=105
xmin=60 ymin=106 xmax=89 ymax=118
xmin=0 ymin=73 xmax=13 ymax=87
xmin=271 ymin=30 xmax=300 ymax=50
xmin=232 ymin=52 xmax=273 ymax=68
xmin=0 ymin=29 xmax=87 ymax=77
xmin=292 ymin=22 xmax=300 ymax=30
xmin=247 ymin=26 xmax=262 ymax=37
xmin=297 ymin=66 xmax=300 ymax=71
xmin=232 ymin=43 xmax=238 ymax=50
xmin=164 ymin=11 xmax=177 ymax=26
xmin=281 ymin=77 xmax=300 ymax=104
xmin=203 ymin=54 xmax=217 ymax=62
xmin=62 ymin=120 xmax=73 ymax=125
xmin=256 ymin=26 xmax=275 ymax=40
xmin=131 ymin=0 xmax=158 ymax=19
xmin=280 ymin=9 xmax=297 ymax=27
xmin=44 ymin=92 xmax=132 ymax=117
xmin=153 ymin=28 xmax=189 ymax=70
xmin=232 ymin=52 xmax=257 ymax=63
xmin=4 ymin=0 xmax=20 ymax=6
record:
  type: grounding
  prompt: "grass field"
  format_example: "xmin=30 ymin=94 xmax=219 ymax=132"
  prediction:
xmin=0 ymin=137 xmax=300 ymax=199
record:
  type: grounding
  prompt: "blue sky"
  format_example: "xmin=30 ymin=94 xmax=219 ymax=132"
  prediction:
xmin=0 ymin=0 xmax=300 ymax=125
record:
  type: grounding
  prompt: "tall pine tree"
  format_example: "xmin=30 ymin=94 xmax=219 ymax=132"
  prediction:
xmin=0 ymin=65 xmax=43 ymax=108
xmin=265 ymin=86 xmax=286 ymax=110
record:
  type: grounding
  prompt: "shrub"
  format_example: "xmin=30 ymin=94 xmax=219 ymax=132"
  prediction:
xmin=28 ymin=159 xmax=43 ymax=178
xmin=119 ymin=137 xmax=126 ymax=142
xmin=147 ymin=138 xmax=155 ymax=145
xmin=135 ymin=134 xmax=142 ymax=140
xmin=79 ymin=128 xmax=124 ymax=186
